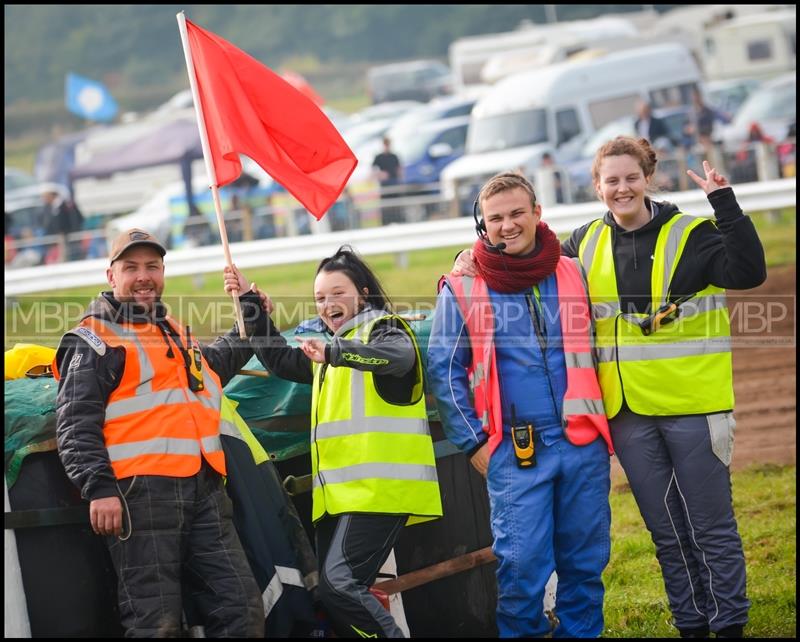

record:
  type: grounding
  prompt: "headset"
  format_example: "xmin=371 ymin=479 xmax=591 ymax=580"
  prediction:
xmin=472 ymin=198 xmax=506 ymax=252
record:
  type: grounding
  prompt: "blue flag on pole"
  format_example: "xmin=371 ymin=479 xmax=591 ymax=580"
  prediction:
xmin=65 ymin=73 xmax=118 ymax=122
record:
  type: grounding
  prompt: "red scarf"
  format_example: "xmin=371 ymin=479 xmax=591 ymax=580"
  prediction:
xmin=472 ymin=222 xmax=561 ymax=293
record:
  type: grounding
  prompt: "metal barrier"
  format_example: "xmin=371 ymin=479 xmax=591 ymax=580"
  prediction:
xmin=6 ymin=138 xmax=796 ymax=273
xmin=5 ymin=177 xmax=795 ymax=296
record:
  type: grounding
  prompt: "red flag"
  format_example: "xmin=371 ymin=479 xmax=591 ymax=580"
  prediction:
xmin=184 ymin=19 xmax=356 ymax=220
xmin=280 ymin=70 xmax=325 ymax=107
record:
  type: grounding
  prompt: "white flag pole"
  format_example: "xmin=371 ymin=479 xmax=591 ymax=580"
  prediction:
xmin=177 ymin=11 xmax=247 ymax=338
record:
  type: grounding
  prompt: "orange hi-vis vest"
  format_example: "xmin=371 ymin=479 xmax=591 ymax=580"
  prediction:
xmin=53 ymin=316 xmax=226 ymax=479
xmin=447 ymin=256 xmax=613 ymax=456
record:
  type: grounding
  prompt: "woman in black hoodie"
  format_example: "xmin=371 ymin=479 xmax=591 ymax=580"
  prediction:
xmin=561 ymin=137 xmax=765 ymax=639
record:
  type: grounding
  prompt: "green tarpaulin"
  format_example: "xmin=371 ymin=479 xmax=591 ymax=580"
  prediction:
xmin=5 ymin=313 xmax=440 ymax=485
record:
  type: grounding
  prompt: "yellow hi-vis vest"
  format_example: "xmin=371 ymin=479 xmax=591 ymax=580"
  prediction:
xmin=310 ymin=310 xmax=442 ymax=524
xmin=578 ymin=214 xmax=734 ymax=418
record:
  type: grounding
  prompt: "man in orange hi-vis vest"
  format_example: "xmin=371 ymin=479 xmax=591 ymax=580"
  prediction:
xmin=427 ymin=173 xmax=613 ymax=638
xmin=52 ymin=228 xmax=269 ymax=637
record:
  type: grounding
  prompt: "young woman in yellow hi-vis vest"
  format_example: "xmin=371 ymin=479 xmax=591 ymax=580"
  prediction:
xmin=225 ymin=246 xmax=443 ymax=639
xmin=452 ymin=138 xmax=766 ymax=638
xmin=569 ymin=137 xmax=765 ymax=639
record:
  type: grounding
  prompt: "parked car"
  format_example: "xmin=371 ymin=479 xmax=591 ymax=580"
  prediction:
xmin=105 ymin=163 xmax=280 ymax=250
xmin=343 ymin=101 xmax=424 ymax=151
xmin=366 ymin=60 xmax=452 ymax=104
xmin=441 ymin=42 xmax=703 ymax=216
xmin=706 ymin=78 xmax=763 ymax=121
xmin=347 ymin=100 xmax=424 ymax=126
xmin=391 ymin=115 xmax=470 ymax=189
xmin=4 ymin=167 xmax=70 ymax=236
xmin=721 ymin=73 xmax=796 ymax=147
xmin=558 ymin=106 xmax=692 ymax=202
xmin=387 ymin=94 xmax=477 ymax=142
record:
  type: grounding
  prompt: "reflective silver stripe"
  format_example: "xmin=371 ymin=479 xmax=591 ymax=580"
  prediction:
xmin=564 ymin=398 xmax=605 ymax=416
xmin=275 ymin=565 xmax=305 ymax=588
xmin=592 ymin=294 xmax=726 ymax=323
xmin=471 ymin=362 xmax=485 ymax=393
xmin=105 ymin=385 xmax=222 ymax=420
xmin=194 ymin=394 xmax=218 ymax=412
xmin=107 ymin=437 xmax=201 ymax=461
xmin=597 ymin=337 xmax=732 ymax=362
xmin=579 ymin=221 xmax=605 ymax=275
xmin=202 ymin=371 xmax=222 ymax=403
xmin=592 ymin=301 xmax=620 ymax=319
xmin=564 ymin=351 xmax=595 ymax=369
xmin=351 ymin=365 xmax=365 ymax=418
xmin=201 ymin=435 xmax=222 ymax=454
xmin=261 ymin=573 xmax=283 ymax=616
xmin=661 ymin=215 xmax=697 ymax=302
xmin=461 ymin=275 xmax=474 ymax=303
xmin=219 ymin=419 xmax=243 ymax=440
xmin=105 ymin=388 xmax=189 ymax=420
xmin=99 ymin=320 xmax=154 ymax=395
xmin=313 ymin=463 xmax=438 ymax=488
xmin=676 ymin=294 xmax=728 ymax=317
xmin=315 ymin=417 xmax=429 ymax=440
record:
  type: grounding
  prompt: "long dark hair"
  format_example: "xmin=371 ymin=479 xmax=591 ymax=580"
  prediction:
xmin=316 ymin=245 xmax=392 ymax=312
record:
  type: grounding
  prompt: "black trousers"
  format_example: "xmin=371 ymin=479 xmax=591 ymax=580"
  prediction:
xmin=107 ymin=464 xmax=264 ymax=637
xmin=315 ymin=512 xmax=407 ymax=638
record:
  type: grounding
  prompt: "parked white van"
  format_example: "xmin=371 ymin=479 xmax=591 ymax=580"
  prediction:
xmin=441 ymin=43 xmax=703 ymax=213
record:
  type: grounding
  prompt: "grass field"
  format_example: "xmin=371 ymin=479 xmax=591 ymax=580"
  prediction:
xmin=5 ymin=206 xmax=794 ymax=349
xmin=3 ymin=205 xmax=795 ymax=636
xmin=604 ymin=464 xmax=796 ymax=638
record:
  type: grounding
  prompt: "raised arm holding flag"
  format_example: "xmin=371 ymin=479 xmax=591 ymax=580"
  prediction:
xmin=176 ymin=12 xmax=357 ymax=335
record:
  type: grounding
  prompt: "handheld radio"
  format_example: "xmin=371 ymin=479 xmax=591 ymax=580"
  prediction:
xmin=510 ymin=404 xmax=536 ymax=468
xmin=185 ymin=325 xmax=205 ymax=392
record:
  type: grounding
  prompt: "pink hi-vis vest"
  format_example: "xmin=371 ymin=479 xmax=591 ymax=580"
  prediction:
xmin=447 ymin=256 xmax=613 ymax=456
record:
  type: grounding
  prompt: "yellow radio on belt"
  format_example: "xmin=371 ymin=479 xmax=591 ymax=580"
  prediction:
xmin=185 ymin=325 xmax=204 ymax=392
xmin=511 ymin=404 xmax=536 ymax=468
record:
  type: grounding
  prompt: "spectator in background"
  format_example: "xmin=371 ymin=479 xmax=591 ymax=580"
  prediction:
xmin=42 ymin=185 xmax=84 ymax=262
xmin=9 ymin=227 xmax=45 ymax=268
xmin=634 ymin=100 xmax=673 ymax=146
xmin=4 ymin=211 xmax=15 ymax=265
xmin=539 ymin=152 xmax=565 ymax=204
xmin=688 ymin=88 xmax=730 ymax=158
xmin=372 ymin=136 xmax=404 ymax=225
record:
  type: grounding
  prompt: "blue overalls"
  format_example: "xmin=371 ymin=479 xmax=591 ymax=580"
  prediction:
xmin=427 ymin=274 xmax=611 ymax=637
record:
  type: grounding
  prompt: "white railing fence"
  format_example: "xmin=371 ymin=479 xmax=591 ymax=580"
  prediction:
xmin=5 ymin=177 xmax=795 ymax=296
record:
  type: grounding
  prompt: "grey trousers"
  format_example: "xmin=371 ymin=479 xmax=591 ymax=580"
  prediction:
xmin=315 ymin=513 xmax=407 ymax=638
xmin=610 ymin=409 xmax=750 ymax=633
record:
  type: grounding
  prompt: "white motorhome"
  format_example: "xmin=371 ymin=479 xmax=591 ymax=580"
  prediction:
xmin=448 ymin=16 xmax=644 ymax=91
xmin=702 ymin=8 xmax=796 ymax=81
xmin=441 ymin=43 xmax=703 ymax=214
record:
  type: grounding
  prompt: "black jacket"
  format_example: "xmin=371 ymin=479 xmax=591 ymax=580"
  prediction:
xmin=251 ymin=308 xmax=419 ymax=406
xmin=561 ymin=187 xmax=767 ymax=315
xmin=634 ymin=115 xmax=673 ymax=146
xmin=54 ymin=291 xmax=267 ymax=502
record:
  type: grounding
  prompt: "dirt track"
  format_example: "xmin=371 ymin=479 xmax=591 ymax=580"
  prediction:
xmin=727 ymin=264 xmax=796 ymax=470
xmin=611 ymin=264 xmax=796 ymax=482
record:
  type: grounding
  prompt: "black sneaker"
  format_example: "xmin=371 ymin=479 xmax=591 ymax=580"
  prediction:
xmin=679 ymin=626 xmax=710 ymax=638
xmin=715 ymin=624 xmax=745 ymax=638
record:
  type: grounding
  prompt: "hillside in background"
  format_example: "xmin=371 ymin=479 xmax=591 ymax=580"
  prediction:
xmin=4 ymin=5 xmax=676 ymax=136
